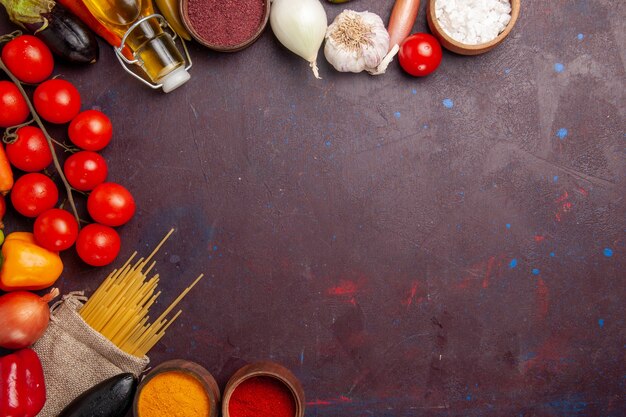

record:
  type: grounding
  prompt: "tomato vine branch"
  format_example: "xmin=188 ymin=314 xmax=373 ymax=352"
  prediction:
xmin=0 ymin=58 xmax=80 ymax=226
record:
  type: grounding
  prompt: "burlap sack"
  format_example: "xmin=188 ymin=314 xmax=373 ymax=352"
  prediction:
xmin=32 ymin=293 xmax=149 ymax=417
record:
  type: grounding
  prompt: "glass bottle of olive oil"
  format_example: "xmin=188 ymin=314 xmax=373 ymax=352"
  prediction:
xmin=83 ymin=0 xmax=190 ymax=92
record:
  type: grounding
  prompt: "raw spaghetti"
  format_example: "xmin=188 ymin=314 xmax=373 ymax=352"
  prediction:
xmin=80 ymin=229 xmax=203 ymax=357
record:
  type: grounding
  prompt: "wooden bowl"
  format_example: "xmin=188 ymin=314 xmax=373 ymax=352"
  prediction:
xmin=179 ymin=0 xmax=270 ymax=52
xmin=133 ymin=359 xmax=220 ymax=417
xmin=427 ymin=0 xmax=520 ymax=55
xmin=222 ymin=361 xmax=305 ymax=417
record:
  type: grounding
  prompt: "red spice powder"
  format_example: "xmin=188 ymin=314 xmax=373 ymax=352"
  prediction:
xmin=187 ymin=0 xmax=265 ymax=47
xmin=229 ymin=376 xmax=296 ymax=417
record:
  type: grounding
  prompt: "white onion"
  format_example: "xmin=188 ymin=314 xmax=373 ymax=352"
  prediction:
xmin=270 ymin=0 xmax=328 ymax=79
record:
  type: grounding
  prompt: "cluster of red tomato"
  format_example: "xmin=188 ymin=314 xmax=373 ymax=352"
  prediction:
xmin=0 ymin=35 xmax=135 ymax=267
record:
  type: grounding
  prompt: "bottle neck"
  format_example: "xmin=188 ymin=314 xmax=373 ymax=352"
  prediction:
xmin=126 ymin=17 xmax=185 ymax=83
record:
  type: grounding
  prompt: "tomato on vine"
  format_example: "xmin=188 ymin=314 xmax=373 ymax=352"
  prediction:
xmin=34 ymin=208 xmax=79 ymax=251
xmin=0 ymin=80 xmax=29 ymax=128
xmin=6 ymin=126 xmax=53 ymax=172
xmin=87 ymin=182 xmax=135 ymax=227
xmin=10 ymin=173 xmax=59 ymax=217
xmin=76 ymin=223 xmax=121 ymax=266
xmin=33 ymin=79 xmax=81 ymax=124
xmin=2 ymin=35 xmax=54 ymax=84
xmin=64 ymin=151 xmax=108 ymax=191
xmin=68 ymin=110 xmax=112 ymax=151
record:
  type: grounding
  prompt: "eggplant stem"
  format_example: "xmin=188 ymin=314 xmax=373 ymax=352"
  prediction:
xmin=0 ymin=58 xmax=80 ymax=227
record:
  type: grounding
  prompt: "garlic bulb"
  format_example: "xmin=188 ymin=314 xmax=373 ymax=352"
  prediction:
xmin=324 ymin=10 xmax=390 ymax=74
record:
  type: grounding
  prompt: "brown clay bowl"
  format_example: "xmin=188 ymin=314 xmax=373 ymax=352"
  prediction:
xmin=133 ymin=359 xmax=220 ymax=417
xmin=179 ymin=0 xmax=270 ymax=52
xmin=222 ymin=361 xmax=305 ymax=417
xmin=427 ymin=0 xmax=521 ymax=55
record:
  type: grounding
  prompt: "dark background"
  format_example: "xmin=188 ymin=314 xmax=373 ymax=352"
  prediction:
xmin=1 ymin=0 xmax=625 ymax=416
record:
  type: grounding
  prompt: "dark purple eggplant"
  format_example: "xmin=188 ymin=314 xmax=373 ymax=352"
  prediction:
xmin=58 ymin=373 xmax=137 ymax=417
xmin=0 ymin=0 xmax=98 ymax=64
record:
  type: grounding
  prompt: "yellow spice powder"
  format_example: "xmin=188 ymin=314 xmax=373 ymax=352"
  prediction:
xmin=138 ymin=371 xmax=210 ymax=417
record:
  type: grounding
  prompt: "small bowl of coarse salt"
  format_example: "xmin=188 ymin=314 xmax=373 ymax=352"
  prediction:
xmin=427 ymin=0 xmax=520 ymax=55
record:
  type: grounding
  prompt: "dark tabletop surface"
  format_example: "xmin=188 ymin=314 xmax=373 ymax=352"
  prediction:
xmin=1 ymin=0 xmax=625 ymax=416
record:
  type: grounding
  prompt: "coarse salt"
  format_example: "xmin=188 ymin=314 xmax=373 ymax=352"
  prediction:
xmin=435 ymin=0 xmax=512 ymax=45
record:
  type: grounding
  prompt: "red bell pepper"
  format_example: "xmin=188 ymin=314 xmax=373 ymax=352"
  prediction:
xmin=0 ymin=349 xmax=46 ymax=417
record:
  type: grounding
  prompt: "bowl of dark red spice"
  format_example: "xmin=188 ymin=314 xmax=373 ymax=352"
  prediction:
xmin=222 ymin=361 xmax=305 ymax=417
xmin=180 ymin=0 xmax=270 ymax=52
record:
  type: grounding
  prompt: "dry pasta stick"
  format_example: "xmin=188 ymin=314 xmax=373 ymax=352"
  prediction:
xmin=79 ymin=229 xmax=204 ymax=357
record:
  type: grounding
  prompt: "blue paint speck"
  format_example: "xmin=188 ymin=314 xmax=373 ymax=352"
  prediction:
xmin=550 ymin=252 xmax=555 ymax=257
xmin=504 ymin=68 xmax=511 ymax=74
xmin=394 ymin=111 xmax=401 ymax=119
xmin=532 ymin=268 xmax=540 ymax=275
xmin=553 ymin=175 xmax=559 ymax=182
xmin=603 ymin=248 xmax=613 ymax=257
xmin=509 ymin=259 xmax=518 ymax=269
xmin=506 ymin=223 xmax=511 ymax=229
xmin=411 ymin=88 xmax=417 ymax=95
xmin=466 ymin=395 xmax=472 ymax=401
xmin=598 ymin=319 xmax=605 ymax=328
xmin=556 ymin=128 xmax=568 ymax=139
xmin=325 ymin=140 xmax=332 ymax=148
xmin=213 ymin=245 xmax=218 ymax=251
xmin=442 ymin=98 xmax=454 ymax=109
xmin=423 ymin=124 xmax=429 ymax=129
xmin=577 ymin=33 xmax=584 ymax=40
xmin=300 ymin=350 xmax=305 ymax=364
xmin=554 ymin=63 xmax=565 ymax=73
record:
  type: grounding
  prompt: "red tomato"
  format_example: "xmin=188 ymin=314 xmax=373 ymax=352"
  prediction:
xmin=2 ymin=35 xmax=54 ymax=83
xmin=64 ymin=151 xmax=108 ymax=191
xmin=34 ymin=208 xmax=79 ymax=251
xmin=87 ymin=182 xmax=135 ymax=226
xmin=68 ymin=110 xmax=112 ymax=151
xmin=33 ymin=79 xmax=81 ymax=124
xmin=399 ymin=33 xmax=443 ymax=77
xmin=10 ymin=173 xmax=59 ymax=217
xmin=76 ymin=223 xmax=121 ymax=266
xmin=6 ymin=126 xmax=53 ymax=172
xmin=0 ymin=81 xmax=29 ymax=128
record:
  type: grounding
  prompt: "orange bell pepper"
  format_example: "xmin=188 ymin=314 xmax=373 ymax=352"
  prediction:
xmin=0 ymin=232 xmax=63 ymax=291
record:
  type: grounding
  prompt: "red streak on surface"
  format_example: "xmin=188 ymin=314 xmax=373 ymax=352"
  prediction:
xmin=535 ymin=277 xmax=549 ymax=319
xmin=482 ymin=256 xmax=496 ymax=288
xmin=534 ymin=235 xmax=545 ymax=243
xmin=306 ymin=399 xmax=332 ymax=406
xmin=554 ymin=191 xmax=569 ymax=203
xmin=456 ymin=255 xmax=504 ymax=289
xmin=327 ymin=280 xmax=358 ymax=296
xmin=402 ymin=281 xmax=419 ymax=306
xmin=306 ymin=396 xmax=352 ymax=406
xmin=577 ymin=186 xmax=589 ymax=197
xmin=554 ymin=190 xmax=573 ymax=222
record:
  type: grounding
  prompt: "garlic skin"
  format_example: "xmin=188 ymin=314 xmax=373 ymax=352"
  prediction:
xmin=324 ymin=10 xmax=390 ymax=74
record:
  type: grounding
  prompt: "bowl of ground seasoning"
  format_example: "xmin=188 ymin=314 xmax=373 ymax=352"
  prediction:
xmin=134 ymin=360 xmax=220 ymax=417
xmin=222 ymin=361 xmax=305 ymax=417
xmin=180 ymin=0 xmax=270 ymax=52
